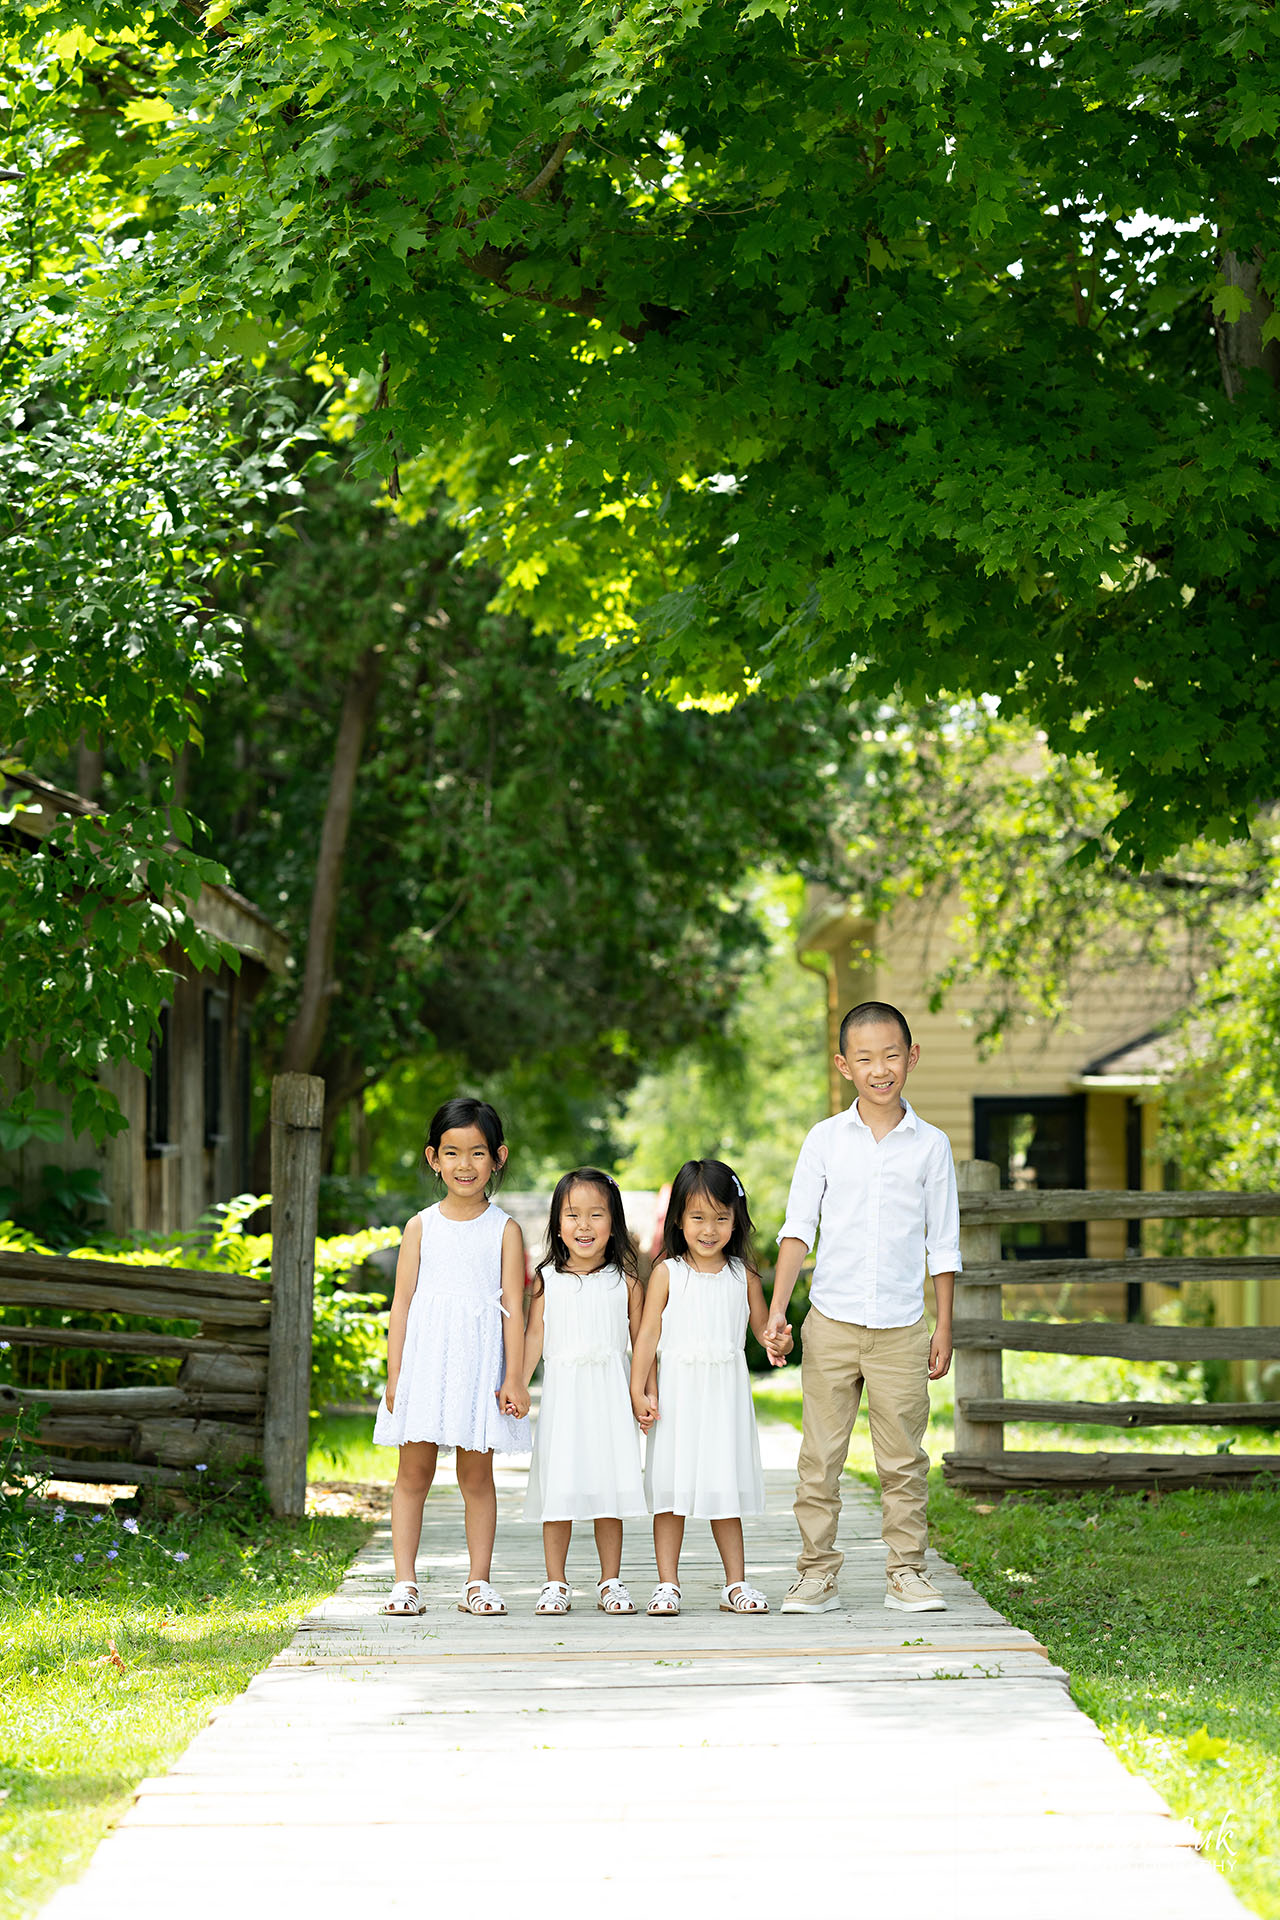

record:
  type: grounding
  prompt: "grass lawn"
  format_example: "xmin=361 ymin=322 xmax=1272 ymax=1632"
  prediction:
xmin=752 ymin=1363 xmax=1280 ymax=1919
xmin=0 ymin=1490 xmax=368 ymax=1920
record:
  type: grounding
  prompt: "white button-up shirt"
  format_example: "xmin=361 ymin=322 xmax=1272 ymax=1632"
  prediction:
xmin=778 ymin=1098 xmax=962 ymax=1327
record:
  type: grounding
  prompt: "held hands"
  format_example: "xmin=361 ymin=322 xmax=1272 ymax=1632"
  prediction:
xmin=763 ymin=1310 xmax=793 ymax=1368
xmin=497 ymin=1376 xmax=531 ymax=1418
xmin=631 ymin=1385 xmax=658 ymax=1432
xmin=928 ymin=1330 xmax=953 ymax=1380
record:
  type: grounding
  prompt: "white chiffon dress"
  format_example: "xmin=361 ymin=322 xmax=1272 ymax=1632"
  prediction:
xmin=645 ymin=1256 xmax=765 ymax=1519
xmin=525 ymin=1266 xmax=647 ymax=1522
xmin=372 ymin=1203 xmax=531 ymax=1455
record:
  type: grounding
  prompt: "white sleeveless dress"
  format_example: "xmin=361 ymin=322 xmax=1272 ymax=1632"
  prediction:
xmin=372 ymin=1203 xmax=531 ymax=1454
xmin=644 ymin=1256 xmax=765 ymax=1519
xmin=525 ymin=1266 xmax=646 ymax=1522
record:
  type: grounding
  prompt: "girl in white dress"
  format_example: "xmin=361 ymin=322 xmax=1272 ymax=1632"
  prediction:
xmin=522 ymin=1169 xmax=648 ymax=1616
xmin=373 ymin=1098 xmax=530 ymax=1619
xmin=630 ymin=1158 xmax=790 ymax=1617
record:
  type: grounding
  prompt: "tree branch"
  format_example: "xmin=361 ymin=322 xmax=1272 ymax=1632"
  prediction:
xmin=518 ymin=133 xmax=575 ymax=202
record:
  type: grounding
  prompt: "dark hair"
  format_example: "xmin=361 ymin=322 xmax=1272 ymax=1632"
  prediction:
xmin=535 ymin=1168 xmax=638 ymax=1293
xmin=662 ymin=1159 xmax=755 ymax=1270
xmin=838 ymin=1000 xmax=912 ymax=1055
xmin=424 ymin=1097 xmax=506 ymax=1190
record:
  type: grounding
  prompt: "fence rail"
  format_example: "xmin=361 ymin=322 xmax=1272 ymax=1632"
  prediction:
xmin=945 ymin=1164 xmax=1280 ymax=1493
xmin=0 ymin=1072 xmax=323 ymax=1516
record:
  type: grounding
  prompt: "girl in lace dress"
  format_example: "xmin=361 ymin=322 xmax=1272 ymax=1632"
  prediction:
xmin=630 ymin=1159 xmax=791 ymax=1617
xmin=522 ymin=1169 xmax=648 ymax=1615
xmin=374 ymin=1098 xmax=530 ymax=1618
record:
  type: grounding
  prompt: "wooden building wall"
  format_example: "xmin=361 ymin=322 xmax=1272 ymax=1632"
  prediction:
xmin=1 ymin=950 xmax=263 ymax=1241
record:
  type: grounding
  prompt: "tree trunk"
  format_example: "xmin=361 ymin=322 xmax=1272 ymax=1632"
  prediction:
xmin=1215 ymin=248 xmax=1280 ymax=400
xmin=76 ymin=734 xmax=103 ymax=802
xmin=279 ymin=646 xmax=382 ymax=1080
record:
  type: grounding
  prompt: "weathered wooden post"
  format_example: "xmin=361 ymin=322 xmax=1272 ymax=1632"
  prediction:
xmin=951 ymin=1159 xmax=1006 ymax=1465
xmin=264 ymin=1072 xmax=324 ymax=1518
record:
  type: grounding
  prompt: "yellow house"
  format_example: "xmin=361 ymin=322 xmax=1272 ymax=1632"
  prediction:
xmin=796 ymin=883 xmax=1200 ymax=1324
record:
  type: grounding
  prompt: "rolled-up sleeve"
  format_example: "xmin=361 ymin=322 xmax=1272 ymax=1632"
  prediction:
xmin=778 ymin=1126 xmax=827 ymax=1250
xmin=923 ymin=1137 xmax=962 ymax=1275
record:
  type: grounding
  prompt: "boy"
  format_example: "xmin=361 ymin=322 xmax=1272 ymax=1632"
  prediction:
xmin=766 ymin=1001 xmax=959 ymax=1613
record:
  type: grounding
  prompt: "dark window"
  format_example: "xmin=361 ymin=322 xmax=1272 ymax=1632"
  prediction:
xmin=145 ymin=1003 xmax=173 ymax=1157
xmin=236 ymin=1010 xmax=253 ymax=1190
xmin=204 ymin=990 xmax=229 ymax=1147
xmin=972 ymin=1094 xmax=1086 ymax=1259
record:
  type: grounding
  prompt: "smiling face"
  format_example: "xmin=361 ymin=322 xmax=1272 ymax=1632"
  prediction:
xmin=835 ymin=1016 xmax=920 ymax=1116
xmin=559 ymin=1182 xmax=613 ymax=1271
xmin=425 ymin=1123 xmax=504 ymax=1203
xmin=678 ymin=1187 xmax=735 ymax=1269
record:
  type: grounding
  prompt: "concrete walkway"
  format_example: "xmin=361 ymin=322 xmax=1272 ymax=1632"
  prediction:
xmin=45 ymin=1427 xmax=1247 ymax=1920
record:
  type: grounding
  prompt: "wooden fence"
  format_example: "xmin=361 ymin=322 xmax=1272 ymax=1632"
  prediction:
xmin=946 ymin=1161 xmax=1280 ymax=1492
xmin=0 ymin=1073 xmax=323 ymax=1517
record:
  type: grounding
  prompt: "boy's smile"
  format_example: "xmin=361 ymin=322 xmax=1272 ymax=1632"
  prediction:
xmin=835 ymin=1017 xmax=920 ymax=1124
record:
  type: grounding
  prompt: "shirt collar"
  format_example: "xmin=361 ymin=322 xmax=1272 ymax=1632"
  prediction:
xmin=844 ymin=1096 xmax=919 ymax=1135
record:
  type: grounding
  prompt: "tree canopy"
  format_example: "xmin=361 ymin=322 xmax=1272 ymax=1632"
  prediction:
xmin=185 ymin=470 xmax=861 ymax=1160
xmin=50 ymin=0 xmax=1280 ymax=864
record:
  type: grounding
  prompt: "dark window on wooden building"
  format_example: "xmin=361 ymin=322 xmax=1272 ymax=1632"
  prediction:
xmin=972 ymin=1094 xmax=1086 ymax=1260
xmin=204 ymin=990 xmax=229 ymax=1147
xmin=145 ymin=1004 xmax=173 ymax=1158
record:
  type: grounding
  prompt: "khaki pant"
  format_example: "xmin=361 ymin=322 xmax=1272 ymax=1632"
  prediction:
xmin=794 ymin=1307 xmax=931 ymax=1578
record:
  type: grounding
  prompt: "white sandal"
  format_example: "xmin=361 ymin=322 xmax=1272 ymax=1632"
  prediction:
xmin=597 ymin=1578 xmax=636 ymax=1615
xmin=647 ymin=1581 xmax=681 ymax=1616
xmin=380 ymin=1580 xmax=426 ymax=1616
xmin=535 ymin=1579 xmax=572 ymax=1614
xmin=458 ymin=1579 xmax=507 ymax=1616
xmin=721 ymin=1581 xmax=769 ymax=1613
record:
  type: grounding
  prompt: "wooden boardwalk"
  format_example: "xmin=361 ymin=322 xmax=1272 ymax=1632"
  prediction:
xmin=44 ymin=1427 xmax=1247 ymax=1920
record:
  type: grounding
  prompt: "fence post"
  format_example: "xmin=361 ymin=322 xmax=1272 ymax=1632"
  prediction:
xmin=952 ymin=1159 xmax=1005 ymax=1462
xmin=264 ymin=1072 xmax=324 ymax=1518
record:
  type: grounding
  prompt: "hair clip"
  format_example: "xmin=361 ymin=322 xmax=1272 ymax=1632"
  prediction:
xmin=731 ymin=1174 xmax=744 ymax=1197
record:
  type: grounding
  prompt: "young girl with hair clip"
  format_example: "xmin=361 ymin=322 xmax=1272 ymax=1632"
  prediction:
xmin=522 ymin=1169 xmax=648 ymax=1615
xmin=630 ymin=1159 xmax=791 ymax=1617
xmin=373 ymin=1097 xmax=531 ymax=1618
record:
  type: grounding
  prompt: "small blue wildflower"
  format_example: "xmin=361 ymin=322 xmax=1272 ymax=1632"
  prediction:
xmin=194 ymin=1463 xmax=208 ymax=1473
xmin=172 ymin=1550 xmax=190 ymax=1563
xmin=122 ymin=1517 xmax=140 ymax=1535
xmin=0 ymin=1340 xmax=9 ymax=1351
xmin=106 ymin=1549 xmax=118 ymax=1561
xmin=52 ymin=1506 xmax=66 ymax=1523
xmin=73 ymin=1553 xmax=84 ymax=1564
xmin=90 ymin=1514 xmax=105 ymax=1525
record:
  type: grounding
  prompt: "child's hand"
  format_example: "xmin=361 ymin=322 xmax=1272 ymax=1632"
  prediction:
xmin=498 ymin=1376 xmax=530 ymax=1418
xmin=928 ymin=1330 xmax=952 ymax=1380
xmin=764 ymin=1325 xmax=793 ymax=1368
xmin=632 ymin=1387 xmax=658 ymax=1431
xmin=385 ymin=1382 xmax=397 ymax=1413
xmin=765 ymin=1307 xmax=790 ymax=1352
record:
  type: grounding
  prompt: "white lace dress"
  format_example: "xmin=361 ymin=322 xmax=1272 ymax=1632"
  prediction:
xmin=644 ymin=1256 xmax=765 ymax=1519
xmin=373 ymin=1203 xmax=530 ymax=1455
xmin=524 ymin=1266 xmax=646 ymax=1522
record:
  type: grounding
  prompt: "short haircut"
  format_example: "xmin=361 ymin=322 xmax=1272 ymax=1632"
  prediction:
xmin=838 ymin=1001 xmax=912 ymax=1055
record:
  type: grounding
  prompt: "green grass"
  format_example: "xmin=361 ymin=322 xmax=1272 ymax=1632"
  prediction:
xmin=0 ymin=1499 xmax=368 ymax=1920
xmin=308 ymin=1410 xmax=394 ymax=1484
xmin=752 ymin=1363 xmax=1280 ymax=1918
